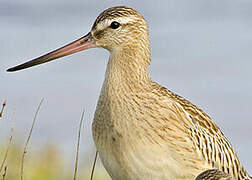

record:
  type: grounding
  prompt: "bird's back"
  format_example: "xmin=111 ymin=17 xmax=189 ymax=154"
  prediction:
xmin=152 ymin=82 xmax=251 ymax=179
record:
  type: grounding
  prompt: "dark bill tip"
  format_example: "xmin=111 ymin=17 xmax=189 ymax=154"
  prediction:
xmin=7 ymin=60 xmax=40 ymax=72
xmin=7 ymin=68 xmax=15 ymax=72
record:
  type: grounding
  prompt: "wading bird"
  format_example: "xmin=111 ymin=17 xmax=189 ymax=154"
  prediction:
xmin=7 ymin=6 xmax=251 ymax=180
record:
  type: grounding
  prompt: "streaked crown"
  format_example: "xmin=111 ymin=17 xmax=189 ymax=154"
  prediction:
xmin=91 ymin=6 xmax=149 ymax=51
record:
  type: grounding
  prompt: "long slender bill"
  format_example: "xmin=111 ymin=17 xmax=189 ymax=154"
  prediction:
xmin=7 ymin=32 xmax=95 ymax=72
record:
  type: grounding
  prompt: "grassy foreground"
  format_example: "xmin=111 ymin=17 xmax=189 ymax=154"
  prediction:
xmin=0 ymin=100 xmax=110 ymax=180
xmin=0 ymin=143 xmax=110 ymax=180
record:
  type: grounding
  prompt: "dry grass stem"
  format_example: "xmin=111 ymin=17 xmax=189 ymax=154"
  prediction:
xmin=0 ymin=128 xmax=13 ymax=174
xmin=90 ymin=150 xmax=98 ymax=180
xmin=21 ymin=98 xmax=44 ymax=180
xmin=2 ymin=166 xmax=7 ymax=180
xmin=73 ymin=109 xmax=85 ymax=180
xmin=0 ymin=101 xmax=6 ymax=118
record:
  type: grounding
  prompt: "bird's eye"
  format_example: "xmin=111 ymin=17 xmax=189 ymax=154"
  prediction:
xmin=110 ymin=21 xmax=120 ymax=29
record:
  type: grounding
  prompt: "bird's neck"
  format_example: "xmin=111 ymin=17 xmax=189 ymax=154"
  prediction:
xmin=104 ymin=43 xmax=152 ymax=92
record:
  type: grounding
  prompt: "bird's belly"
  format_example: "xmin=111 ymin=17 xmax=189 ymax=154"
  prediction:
xmin=95 ymin=133 xmax=198 ymax=180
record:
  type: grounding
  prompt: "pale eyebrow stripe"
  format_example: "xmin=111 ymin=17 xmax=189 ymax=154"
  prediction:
xmin=96 ymin=16 xmax=133 ymax=31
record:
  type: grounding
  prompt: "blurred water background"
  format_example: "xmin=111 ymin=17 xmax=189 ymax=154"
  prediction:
xmin=1 ymin=0 xmax=252 ymax=179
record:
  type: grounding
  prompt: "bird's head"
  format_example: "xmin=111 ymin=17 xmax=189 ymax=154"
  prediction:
xmin=91 ymin=6 xmax=148 ymax=51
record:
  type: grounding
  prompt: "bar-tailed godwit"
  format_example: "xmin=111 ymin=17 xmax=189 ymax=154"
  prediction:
xmin=7 ymin=6 xmax=251 ymax=180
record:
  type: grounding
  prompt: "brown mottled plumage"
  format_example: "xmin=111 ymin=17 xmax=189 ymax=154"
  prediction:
xmin=195 ymin=169 xmax=234 ymax=180
xmin=7 ymin=6 xmax=251 ymax=180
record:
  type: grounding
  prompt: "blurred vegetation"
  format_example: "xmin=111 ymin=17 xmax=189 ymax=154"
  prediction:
xmin=0 ymin=142 xmax=110 ymax=180
xmin=0 ymin=101 xmax=110 ymax=180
